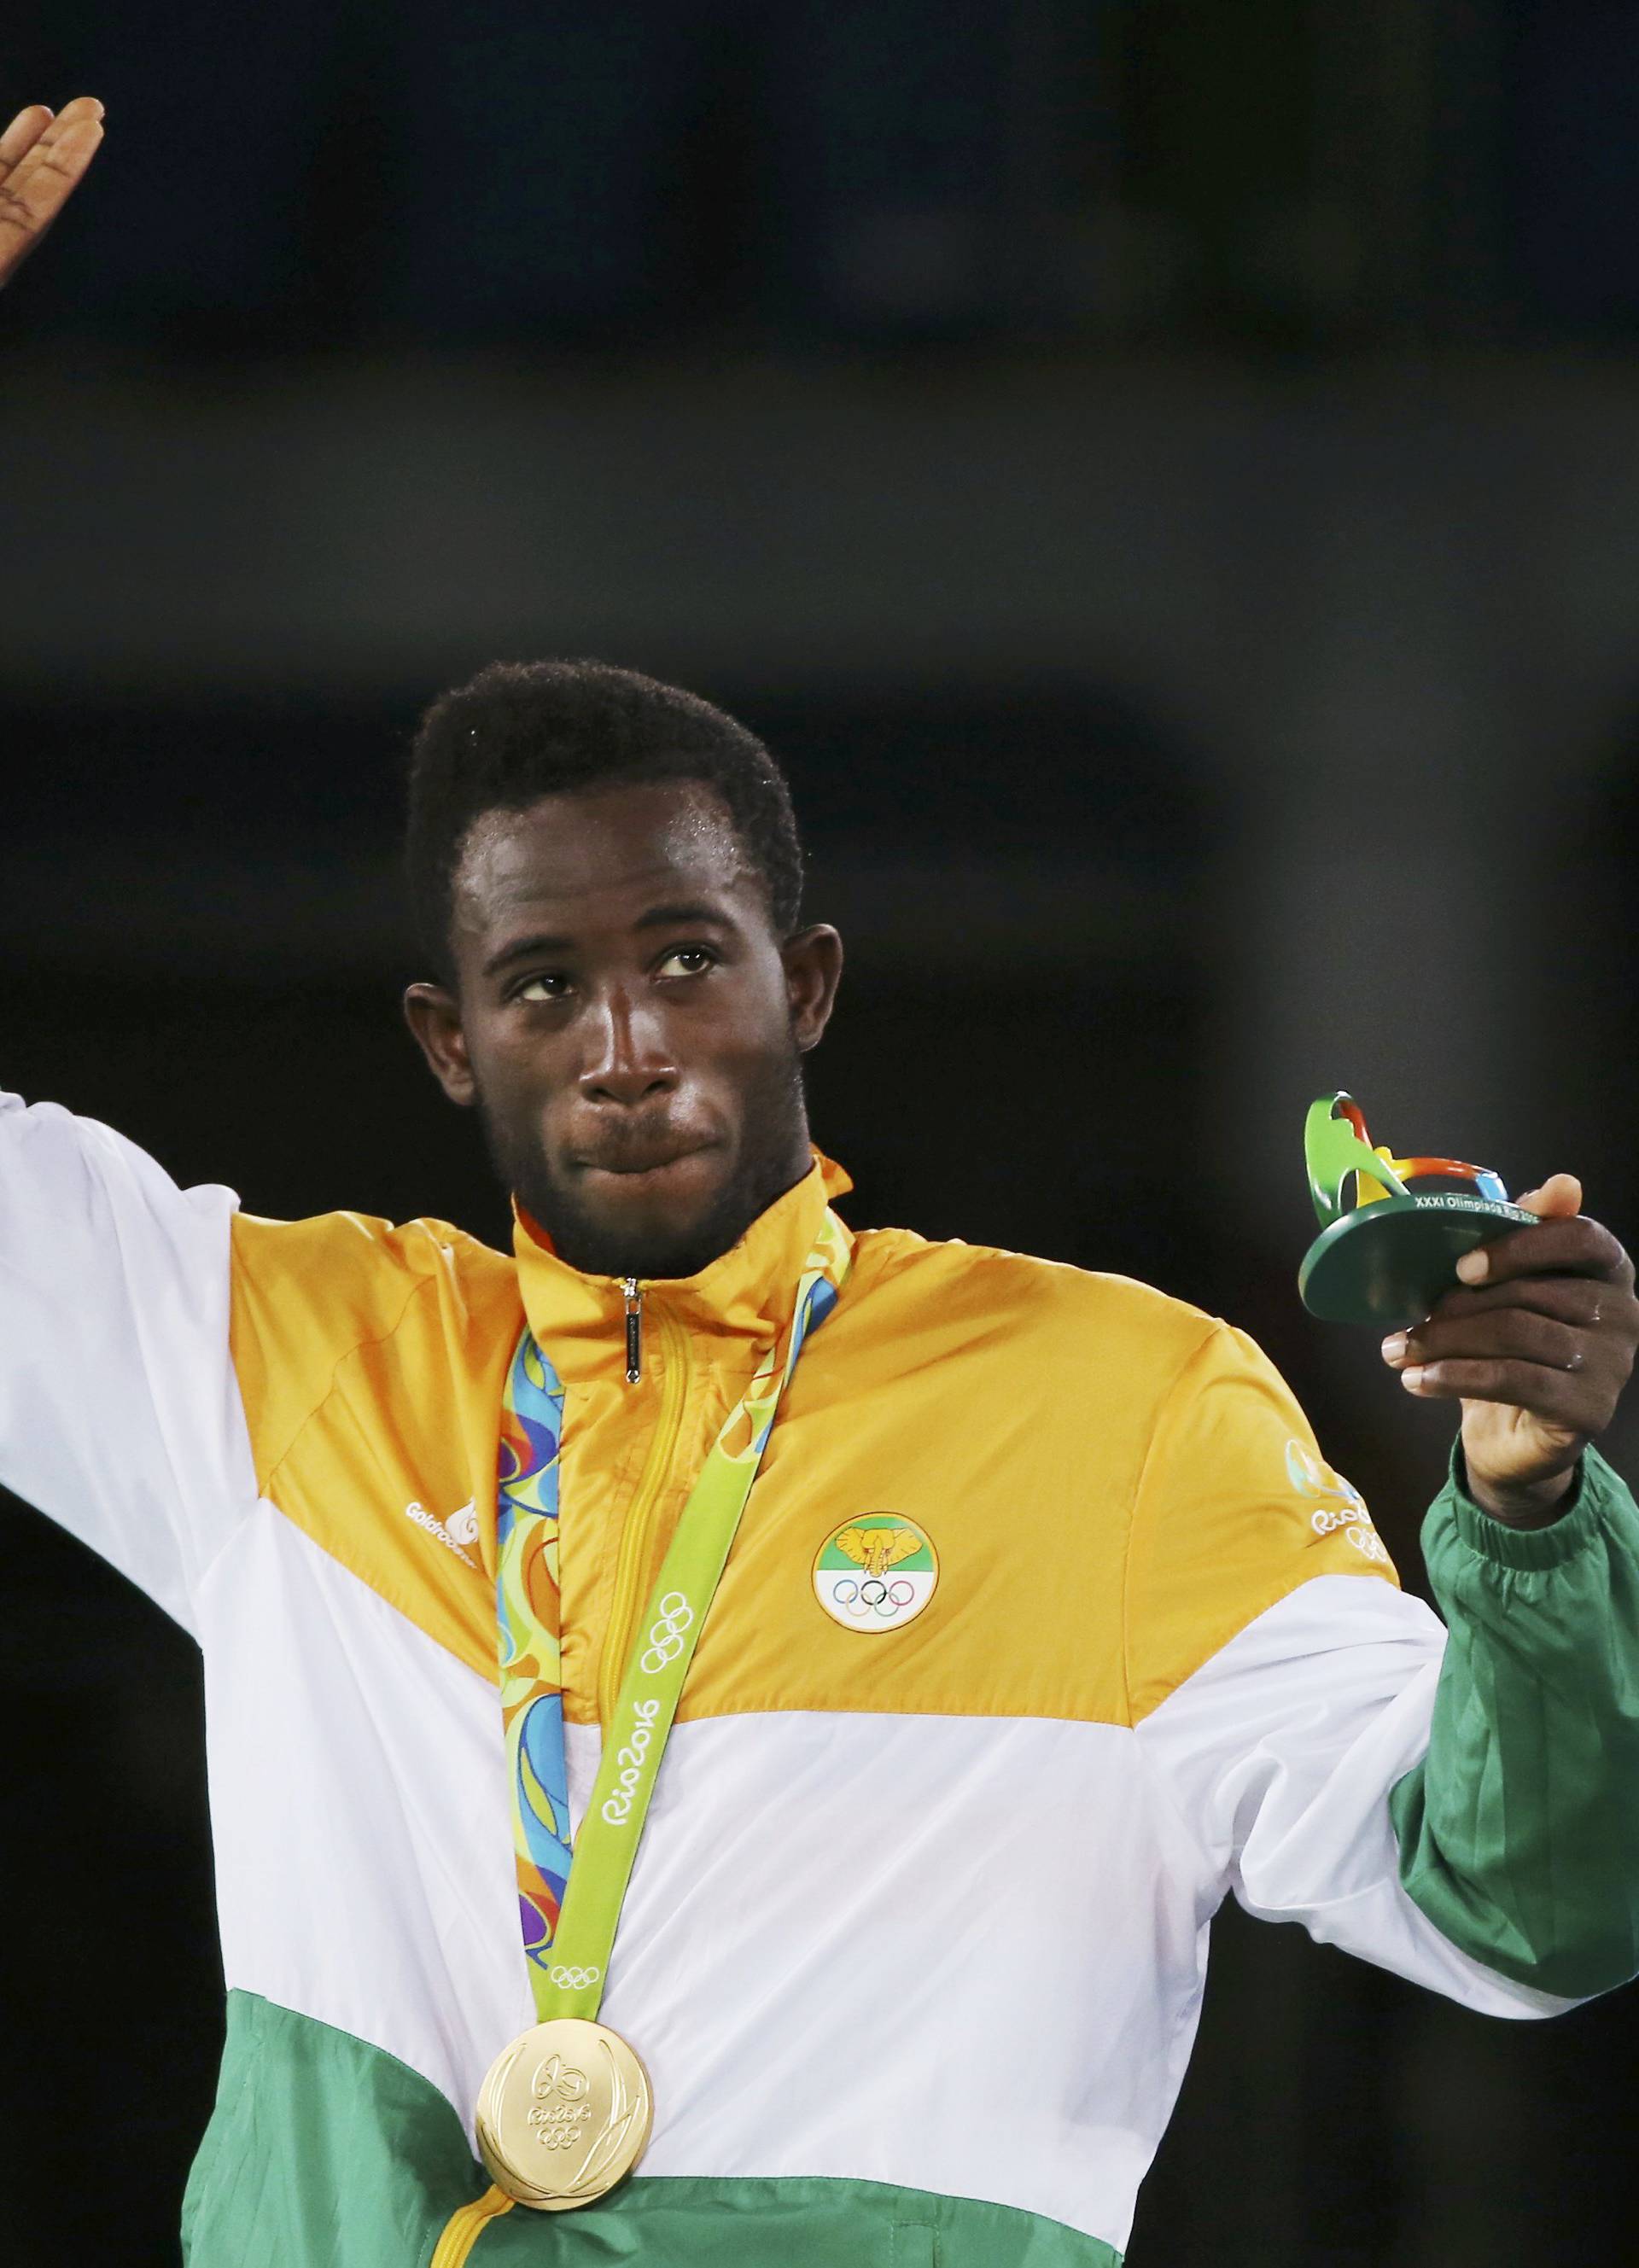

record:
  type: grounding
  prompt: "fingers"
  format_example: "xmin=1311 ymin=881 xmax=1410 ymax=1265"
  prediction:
xmin=1 ymin=96 xmax=103 ymax=180
xmin=1384 ymin=1298 xmax=1637 ymax=1432
xmin=1380 ymin=1203 xmax=1639 ymax=1436
xmin=26 ymin=96 xmax=106 ymax=181
xmin=1420 ymin=1274 xmax=1617 ymax=1331
xmin=1454 ymin=1210 xmax=1633 ymax=1291
xmin=1393 ymin=1356 xmax=1595 ymax=1420
xmin=0 ymin=96 xmax=104 ymax=283
xmin=1385 ymin=1304 xmax=1589 ymax=1376
xmin=1517 ymin=1172 xmax=1584 ymax=1220
xmin=0 ymin=106 xmax=55 ymax=182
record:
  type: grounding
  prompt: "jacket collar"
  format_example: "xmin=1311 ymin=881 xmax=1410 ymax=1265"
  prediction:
xmin=512 ymin=1148 xmax=853 ymax=1387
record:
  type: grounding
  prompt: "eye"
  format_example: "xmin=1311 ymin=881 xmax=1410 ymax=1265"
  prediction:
xmin=656 ymin=946 xmax=717 ymax=978
xmin=513 ymin=971 xmax=570 ymax=1003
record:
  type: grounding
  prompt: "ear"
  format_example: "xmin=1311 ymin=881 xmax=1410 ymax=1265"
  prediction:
xmin=781 ymin=924 xmax=843 ymax=1053
xmin=403 ymin=982 xmax=477 ymax=1106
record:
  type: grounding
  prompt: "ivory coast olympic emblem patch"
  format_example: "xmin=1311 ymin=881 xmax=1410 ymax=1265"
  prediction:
xmin=813 ymin=1513 xmax=939 ymax=1632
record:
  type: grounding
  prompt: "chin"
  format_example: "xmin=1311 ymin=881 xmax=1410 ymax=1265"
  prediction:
xmin=582 ymin=1154 xmax=726 ymax=1264
xmin=529 ymin=1149 xmax=742 ymax=1280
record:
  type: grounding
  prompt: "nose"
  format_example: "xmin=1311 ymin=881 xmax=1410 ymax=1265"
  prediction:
xmin=578 ymin=984 xmax=680 ymax=1109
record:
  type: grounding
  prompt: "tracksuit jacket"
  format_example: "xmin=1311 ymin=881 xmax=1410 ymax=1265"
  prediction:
xmin=3 ymin=1087 xmax=1639 ymax=2267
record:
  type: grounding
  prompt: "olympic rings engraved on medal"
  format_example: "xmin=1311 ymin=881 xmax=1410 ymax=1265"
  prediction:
xmin=639 ymin=1590 xmax=695 ymax=1675
xmin=547 ymin=1964 xmax=603 ymax=1989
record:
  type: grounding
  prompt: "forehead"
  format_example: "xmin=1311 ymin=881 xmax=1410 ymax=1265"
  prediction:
xmin=451 ymin=780 xmax=756 ymax=940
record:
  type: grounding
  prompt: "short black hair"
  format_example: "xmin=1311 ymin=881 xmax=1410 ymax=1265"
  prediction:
xmin=405 ymin=659 xmax=804 ymax=977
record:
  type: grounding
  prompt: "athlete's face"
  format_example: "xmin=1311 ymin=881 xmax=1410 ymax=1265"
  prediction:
xmin=404 ymin=781 xmax=843 ymax=1279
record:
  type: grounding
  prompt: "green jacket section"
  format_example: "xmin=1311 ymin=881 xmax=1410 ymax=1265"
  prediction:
xmin=183 ymin=1992 xmax=1123 ymax=2268
xmin=182 ymin=1993 xmax=481 ymax=2265
xmin=468 ymin=2175 xmax=1121 ymax=2268
xmin=1391 ymin=1445 xmax=1639 ymax=1998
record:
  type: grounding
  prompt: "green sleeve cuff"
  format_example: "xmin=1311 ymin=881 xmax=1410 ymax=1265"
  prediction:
xmin=1440 ymin=1443 xmax=1628 ymax=1571
xmin=1395 ymin=1439 xmax=1639 ymax=1996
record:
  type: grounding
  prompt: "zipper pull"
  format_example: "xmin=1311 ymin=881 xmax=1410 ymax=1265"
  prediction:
xmin=621 ymin=1277 xmax=643 ymax=1384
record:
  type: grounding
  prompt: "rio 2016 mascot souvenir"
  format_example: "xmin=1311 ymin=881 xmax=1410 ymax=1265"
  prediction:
xmin=1298 ymin=1092 xmax=1539 ymax=1328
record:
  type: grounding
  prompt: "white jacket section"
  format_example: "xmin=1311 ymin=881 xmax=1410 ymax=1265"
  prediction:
xmin=1137 ymin=1573 xmax=1572 ymax=2016
xmin=0 ymin=1092 xmax=254 ymax=1632
xmin=199 ymin=1507 xmax=526 ymax=2092
xmin=194 ymin=1498 xmax=1566 ymax=2259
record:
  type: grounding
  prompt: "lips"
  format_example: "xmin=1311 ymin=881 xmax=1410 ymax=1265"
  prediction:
xmin=574 ymin=1139 xmax=710 ymax=1179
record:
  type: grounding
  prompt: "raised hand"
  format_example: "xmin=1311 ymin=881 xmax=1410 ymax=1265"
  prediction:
xmin=0 ymin=96 xmax=104 ymax=289
xmin=1380 ymin=1173 xmax=1639 ymax=1525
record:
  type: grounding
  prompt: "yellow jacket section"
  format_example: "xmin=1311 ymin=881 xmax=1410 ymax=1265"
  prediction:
xmin=229 ymin=1157 xmax=1396 ymax=1729
xmin=230 ymin=1207 xmax=522 ymax=1681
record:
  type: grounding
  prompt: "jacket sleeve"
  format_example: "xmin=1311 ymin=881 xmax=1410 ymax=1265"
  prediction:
xmin=0 ymin=1090 xmax=256 ymax=1634
xmin=1386 ymin=1444 xmax=1639 ymax=1997
xmin=1127 ymin=1321 xmax=1638 ymax=2016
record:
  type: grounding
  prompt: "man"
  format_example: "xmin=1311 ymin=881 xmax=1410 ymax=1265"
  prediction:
xmin=7 ymin=98 xmax=1639 ymax=2268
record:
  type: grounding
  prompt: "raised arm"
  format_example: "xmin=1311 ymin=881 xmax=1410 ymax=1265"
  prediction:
xmin=0 ymin=95 xmax=104 ymax=286
xmin=0 ymin=1094 xmax=257 ymax=1630
xmin=0 ymin=106 xmax=261 ymax=1627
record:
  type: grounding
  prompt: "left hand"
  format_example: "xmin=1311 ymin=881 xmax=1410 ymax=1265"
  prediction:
xmin=1380 ymin=1175 xmax=1639 ymax=1525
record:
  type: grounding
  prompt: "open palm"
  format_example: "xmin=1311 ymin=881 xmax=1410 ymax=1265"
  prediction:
xmin=0 ymin=96 xmax=103 ymax=289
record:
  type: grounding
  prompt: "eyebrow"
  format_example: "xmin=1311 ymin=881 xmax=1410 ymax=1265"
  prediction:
xmin=481 ymin=902 xmax=737 ymax=978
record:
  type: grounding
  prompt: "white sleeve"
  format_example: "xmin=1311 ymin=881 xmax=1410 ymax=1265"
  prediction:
xmin=1134 ymin=1574 xmax=1572 ymax=2018
xmin=0 ymin=1091 xmax=257 ymax=1635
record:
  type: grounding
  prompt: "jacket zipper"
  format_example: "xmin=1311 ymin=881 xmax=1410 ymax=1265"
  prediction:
xmin=599 ymin=1291 xmax=691 ymax=1730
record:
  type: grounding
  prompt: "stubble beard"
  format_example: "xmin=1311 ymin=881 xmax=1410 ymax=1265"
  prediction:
xmin=479 ymin=1038 xmax=813 ymax=1281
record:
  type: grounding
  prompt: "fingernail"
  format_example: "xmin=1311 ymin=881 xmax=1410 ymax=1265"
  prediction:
xmin=1401 ymin=1365 xmax=1426 ymax=1391
xmin=1381 ymin=1332 xmax=1409 ymax=1363
xmin=1455 ymin=1251 xmax=1487 ymax=1283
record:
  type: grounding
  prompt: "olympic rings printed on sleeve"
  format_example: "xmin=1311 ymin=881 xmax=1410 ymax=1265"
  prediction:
xmin=639 ymin=1590 xmax=696 ymax=1674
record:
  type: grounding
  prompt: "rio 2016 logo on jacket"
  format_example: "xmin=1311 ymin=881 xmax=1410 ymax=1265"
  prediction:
xmin=813 ymin=1513 xmax=939 ymax=1630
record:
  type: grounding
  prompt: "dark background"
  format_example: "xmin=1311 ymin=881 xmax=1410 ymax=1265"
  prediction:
xmin=4 ymin=3 xmax=1639 ymax=2261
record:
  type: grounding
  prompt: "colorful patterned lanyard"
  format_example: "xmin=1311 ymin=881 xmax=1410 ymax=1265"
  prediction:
xmin=495 ymin=1204 xmax=852 ymax=2022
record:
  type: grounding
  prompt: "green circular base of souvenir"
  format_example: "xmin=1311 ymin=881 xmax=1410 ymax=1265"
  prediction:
xmin=1298 ymin=1195 xmax=1538 ymax=1327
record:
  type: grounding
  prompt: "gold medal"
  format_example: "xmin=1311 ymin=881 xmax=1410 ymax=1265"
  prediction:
xmin=475 ymin=2018 xmax=654 ymax=2211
